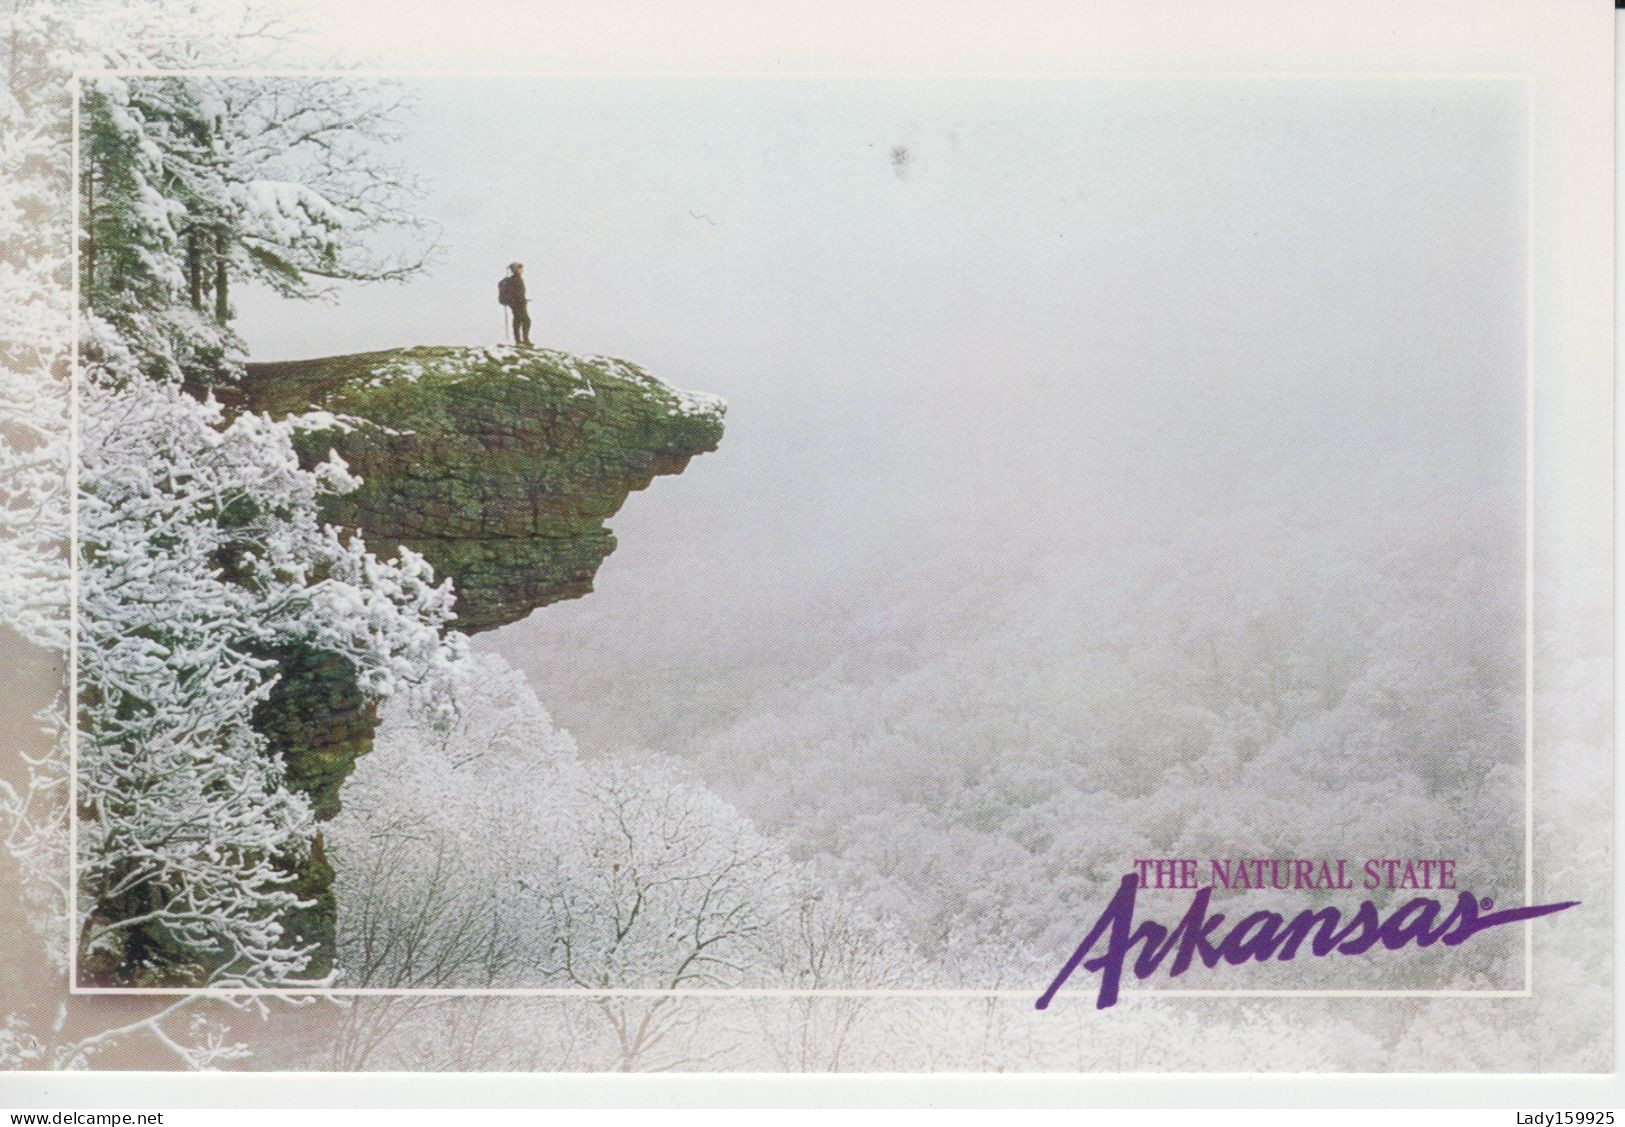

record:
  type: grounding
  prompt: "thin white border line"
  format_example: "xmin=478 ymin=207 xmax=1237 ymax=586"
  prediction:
xmin=76 ymin=67 xmax=1534 ymax=81
xmin=68 ymin=72 xmax=82 ymax=996
xmin=67 ymin=987 xmax=1535 ymax=1000
xmin=1523 ymin=73 xmax=1537 ymax=996
xmin=65 ymin=68 xmax=1540 ymax=1003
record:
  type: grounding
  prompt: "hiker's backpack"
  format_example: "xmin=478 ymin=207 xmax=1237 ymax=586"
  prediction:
xmin=497 ymin=275 xmax=517 ymax=307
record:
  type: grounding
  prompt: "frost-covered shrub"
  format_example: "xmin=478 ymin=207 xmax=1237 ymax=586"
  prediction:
xmin=74 ymin=368 xmax=457 ymax=987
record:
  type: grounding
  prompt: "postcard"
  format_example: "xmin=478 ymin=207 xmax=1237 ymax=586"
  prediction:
xmin=0 ymin=0 xmax=1611 ymax=1083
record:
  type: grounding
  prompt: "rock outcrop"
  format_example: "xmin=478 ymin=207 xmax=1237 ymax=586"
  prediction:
xmin=230 ymin=345 xmax=725 ymax=634
xmin=216 ymin=345 xmax=724 ymax=972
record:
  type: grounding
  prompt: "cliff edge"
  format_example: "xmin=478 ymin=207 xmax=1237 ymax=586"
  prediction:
xmin=231 ymin=345 xmax=725 ymax=634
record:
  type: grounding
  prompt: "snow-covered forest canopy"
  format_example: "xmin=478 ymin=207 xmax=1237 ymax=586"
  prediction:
xmin=0 ymin=0 xmax=1609 ymax=1074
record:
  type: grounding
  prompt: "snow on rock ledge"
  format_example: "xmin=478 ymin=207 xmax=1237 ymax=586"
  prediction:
xmin=226 ymin=345 xmax=726 ymax=635
xmin=202 ymin=345 xmax=723 ymax=974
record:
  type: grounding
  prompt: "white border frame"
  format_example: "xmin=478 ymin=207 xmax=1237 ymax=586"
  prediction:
xmin=67 ymin=67 xmax=1541 ymax=1008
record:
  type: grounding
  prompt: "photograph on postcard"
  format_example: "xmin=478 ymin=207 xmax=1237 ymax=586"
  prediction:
xmin=0 ymin=0 xmax=1610 ymax=1075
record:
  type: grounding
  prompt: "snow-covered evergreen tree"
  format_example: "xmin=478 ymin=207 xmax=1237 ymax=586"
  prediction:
xmin=79 ymin=69 xmax=433 ymax=383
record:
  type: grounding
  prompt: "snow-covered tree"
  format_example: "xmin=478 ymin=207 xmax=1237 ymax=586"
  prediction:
xmin=747 ymin=885 xmax=917 ymax=1071
xmin=323 ymin=653 xmax=814 ymax=1071
xmin=79 ymin=70 xmax=434 ymax=383
xmin=0 ymin=0 xmax=459 ymax=1064
xmin=74 ymin=369 xmax=457 ymax=987
xmin=534 ymin=756 xmax=793 ymax=994
xmin=321 ymin=651 xmax=573 ymax=1068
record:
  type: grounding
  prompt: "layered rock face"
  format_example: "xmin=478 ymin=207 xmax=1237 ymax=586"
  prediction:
xmin=216 ymin=345 xmax=724 ymax=971
xmin=232 ymin=345 xmax=725 ymax=634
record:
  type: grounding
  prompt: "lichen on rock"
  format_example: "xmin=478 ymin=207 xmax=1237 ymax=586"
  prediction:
xmin=226 ymin=345 xmax=725 ymax=634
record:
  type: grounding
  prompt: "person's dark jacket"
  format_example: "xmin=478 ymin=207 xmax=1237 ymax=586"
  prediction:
xmin=498 ymin=273 xmax=527 ymax=308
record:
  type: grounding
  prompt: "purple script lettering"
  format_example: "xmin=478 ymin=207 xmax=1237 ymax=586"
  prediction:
xmin=1036 ymin=874 xmax=1578 ymax=1011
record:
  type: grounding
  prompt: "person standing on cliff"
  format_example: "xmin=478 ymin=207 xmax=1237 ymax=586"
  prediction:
xmin=498 ymin=262 xmax=532 ymax=346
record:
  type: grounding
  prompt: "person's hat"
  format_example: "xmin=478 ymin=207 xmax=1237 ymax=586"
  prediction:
xmin=509 ymin=262 xmax=523 ymax=271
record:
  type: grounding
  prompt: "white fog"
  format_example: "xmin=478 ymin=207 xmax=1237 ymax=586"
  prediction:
xmin=236 ymin=77 xmax=1527 ymax=986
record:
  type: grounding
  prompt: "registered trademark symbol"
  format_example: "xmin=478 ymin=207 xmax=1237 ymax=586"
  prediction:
xmin=1481 ymin=897 xmax=1494 ymax=911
